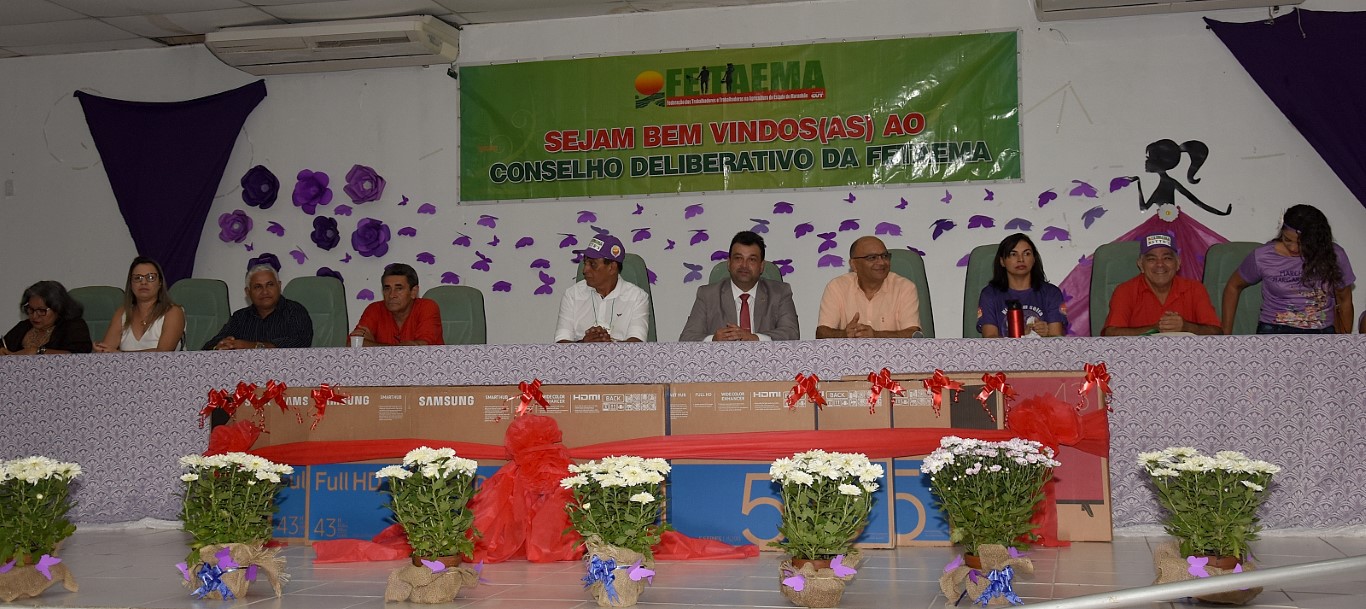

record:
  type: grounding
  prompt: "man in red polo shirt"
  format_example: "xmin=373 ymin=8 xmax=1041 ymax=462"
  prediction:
xmin=1102 ymin=233 xmax=1221 ymax=336
xmin=349 ymin=263 xmax=444 ymax=346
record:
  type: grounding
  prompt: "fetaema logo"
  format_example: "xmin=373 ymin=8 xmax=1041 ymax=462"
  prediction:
xmin=634 ymin=60 xmax=826 ymax=109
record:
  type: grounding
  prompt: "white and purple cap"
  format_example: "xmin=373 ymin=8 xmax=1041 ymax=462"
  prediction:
xmin=578 ymin=234 xmax=626 ymax=263
xmin=1139 ymin=233 xmax=1177 ymax=255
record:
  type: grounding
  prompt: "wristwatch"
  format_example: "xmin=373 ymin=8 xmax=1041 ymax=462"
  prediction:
xmin=36 ymin=347 xmax=46 ymax=354
xmin=255 ymin=341 xmax=265 ymax=349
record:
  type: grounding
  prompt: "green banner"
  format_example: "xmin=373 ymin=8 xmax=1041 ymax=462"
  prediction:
xmin=459 ymin=32 xmax=1020 ymax=201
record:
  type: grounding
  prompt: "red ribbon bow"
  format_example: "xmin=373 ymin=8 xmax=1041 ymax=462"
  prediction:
xmin=198 ymin=388 xmax=229 ymax=429
xmin=786 ymin=373 xmax=826 ymax=411
xmin=921 ymin=369 xmax=963 ymax=417
xmin=250 ymin=379 xmax=290 ymax=423
xmin=976 ymin=372 xmax=1017 ymax=422
xmin=309 ymin=384 xmax=347 ymax=430
xmin=227 ymin=382 xmax=257 ymax=417
xmin=517 ymin=379 xmax=550 ymax=417
xmin=866 ymin=368 xmax=905 ymax=414
xmin=1080 ymin=362 xmax=1112 ymax=398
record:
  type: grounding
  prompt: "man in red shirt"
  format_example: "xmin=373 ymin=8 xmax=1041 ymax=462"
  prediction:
xmin=349 ymin=263 xmax=444 ymax=346
xmin=1102 ymin=233 xmax=1221 ymax=336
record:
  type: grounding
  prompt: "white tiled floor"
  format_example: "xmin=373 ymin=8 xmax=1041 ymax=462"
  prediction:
xmin=8 ymin=527 xmax=1366 ymax=608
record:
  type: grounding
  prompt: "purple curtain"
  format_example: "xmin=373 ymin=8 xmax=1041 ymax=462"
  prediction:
xmin=1206 ymin=9 xmax=1366 ymax=209
xmin=76 ymin=80 xmax=267 ymax=285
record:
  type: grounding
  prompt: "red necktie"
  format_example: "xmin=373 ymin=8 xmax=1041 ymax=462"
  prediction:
xmin=739 ymin=293 xmax=751 ymax=332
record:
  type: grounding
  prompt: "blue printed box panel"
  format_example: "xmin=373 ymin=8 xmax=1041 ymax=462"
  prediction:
xmin=308 ymin=463 xmax=393 ymax=541
xmin=892 ymin=458 xmax=950 ymax=544
xmin=475 ymin=463 xmax=504 ymax=489
xmin=271 ymin=467 xmax=309 ymax=540
xmin=668 ymin=462 xmax=894 ymax=549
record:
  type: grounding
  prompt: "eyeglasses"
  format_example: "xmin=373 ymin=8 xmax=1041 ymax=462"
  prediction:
xmin=23 ymin=305 xmax=51 ymax=316
xmin=131 ymin=273 xmax=159 ymax=284
xmin=852 ymin=252 xmax=892 ymax=262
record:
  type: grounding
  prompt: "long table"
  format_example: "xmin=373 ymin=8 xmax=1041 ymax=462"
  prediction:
xmin=2 ymin=336 xmax=1361 ymax=530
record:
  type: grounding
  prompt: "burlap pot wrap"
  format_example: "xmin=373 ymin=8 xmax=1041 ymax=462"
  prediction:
xmin=938 ymin=544 xmax=1034 ymax=606
xmin=778 ymin=558 xmax=851 ymax=608
xmin=384 ymin=563 xmax=479 ymax=603
xmin=183 ymin=543 xmax=288 ymax=600
xmin=1153 ymin=541 xmax=1262 ymax=605
xmin=584 ymin=536 xmax=652 ymax=608
xmin=0 ymin=560 xmax=77 ymax=602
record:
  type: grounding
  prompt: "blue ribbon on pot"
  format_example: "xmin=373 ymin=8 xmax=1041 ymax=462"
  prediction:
xmin=974 ymin=566 xmax=1022 ymax=606
xmin=582 ymin=556 xmax=619 ymax=603
xmin=192 ymin=563 xmax=235 ymax=600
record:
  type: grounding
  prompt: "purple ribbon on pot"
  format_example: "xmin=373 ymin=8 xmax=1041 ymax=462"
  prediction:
xmin=581 ymin=556 xmax=619 ymax=603
xmin=974 ymin=566 xmax=1022 ymax=606
xmin=191 ymin=562 xmax=235 ymax=600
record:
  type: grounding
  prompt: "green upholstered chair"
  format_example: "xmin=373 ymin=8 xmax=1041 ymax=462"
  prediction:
xmin=961 ymin=244 xmax=1000 ymax=338
xmin=69 ymin=285 xmax=124 ymax=343
xmin=887 ymin=249 xmax=935 ymax=338
xmin=1089 ymin=240 xmax=1141 ymax=336
xmin=422 ymin=285 xmax=487 ymax=345
xmin=168 ymin=278 xmax=231 ymax=351
xmin=575 ymin=253 xmax=657 ymax=342
xmin=281 ymin=276 xmax=348 ymax=348
xmin=1204 ymin=241 xmax=1263 ymax=335
xmin=706 ymin=260 xmax=785 ymax=284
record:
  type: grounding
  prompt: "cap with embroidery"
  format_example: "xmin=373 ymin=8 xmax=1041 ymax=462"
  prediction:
xmin=577 ymin=234 xmax=626 ymax=263
xmin=1139 ymin=233 xmax=1177 ymax=255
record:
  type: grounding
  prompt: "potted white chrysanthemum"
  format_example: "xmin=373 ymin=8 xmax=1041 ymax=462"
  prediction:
xmin=178 ymin=452 xmax=293 ymax=600
xmin=0 ymin=456 xmax=81 ymax=602
xmin=374 ymin=446 xmax=482 ymax=604
xmin=562 ymin=455 xmax=670 ymax=608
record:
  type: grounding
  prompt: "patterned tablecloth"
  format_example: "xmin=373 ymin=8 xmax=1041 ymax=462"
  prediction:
xmin=2 ymin=336 xmax=1361 ymax=528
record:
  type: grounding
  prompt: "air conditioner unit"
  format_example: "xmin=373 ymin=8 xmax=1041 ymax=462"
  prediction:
xmin=1034 ymin=0 xmax=1303 ymax=21
xmin=205 ymin=15 xmax=459 ymax=76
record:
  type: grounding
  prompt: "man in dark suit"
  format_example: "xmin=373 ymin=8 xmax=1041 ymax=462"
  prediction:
xmin=680 ymin=231 xmax=800 ymax=341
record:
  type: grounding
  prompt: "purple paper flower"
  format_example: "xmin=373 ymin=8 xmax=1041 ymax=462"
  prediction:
xmin=351 ymin=217 xmax=391 ymax=258
xmin=218 ymin=210 xmax=252 ymax=243
xmin=249 ymin=253 xmax=281 ymax=273
xmin=240 ymin=165 xmax=279 ymax=209
xmin=316 ymin=267 xmax=343 ymax=284
xmin=311 ymin=216 xmax=340 ymax=250
xmin=343 ymin=164 xmax=386 ymax=203
xmin=292 ymin=169 xmax=333 ymax=215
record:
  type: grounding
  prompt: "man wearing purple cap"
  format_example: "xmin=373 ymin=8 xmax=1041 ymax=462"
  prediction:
xmin=1102 ymin=233 xmax=1221 ymax=335
xmin=555 ymin=234 xmax=650 ymax=343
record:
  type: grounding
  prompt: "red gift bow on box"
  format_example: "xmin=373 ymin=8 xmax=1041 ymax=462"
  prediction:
xmin=517 ymin=379 xmax=550 ymax=416
xmin=921 ymin=369 xmax=962 ymax=417
xmin=310 ymin=384 xmax=347 ymax=430
xmin=786 ymin=373 xmax=826 ymax=411
xmin=1079 ymin=362 xmax=1113 ymax=410
xmin=866 ymin=368 xmax=905 ymax=414
xmin=976 ymin=372 xmax=1018 ymax=422
xmin=198 ymin=389 xmax=229 ymax=428
xmin=228 ymin=381 xmax=257 ymax=415
xmin=250 ymin=379 xmax=289 ymax=415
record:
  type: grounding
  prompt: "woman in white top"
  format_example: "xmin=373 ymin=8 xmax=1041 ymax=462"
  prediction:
xmin=94 ymin=257 xmax=186 ymax=352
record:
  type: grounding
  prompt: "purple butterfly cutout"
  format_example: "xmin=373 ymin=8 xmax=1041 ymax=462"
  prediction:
xmin=1004 ymin=218 xmax=1033 ymax=231
xmin=530 ymin=258 xmax=551 ymax=269
xmin=421 ymin=559 xmax=447 ymax=573
xmin=534 ymin=284 xmax=553 ymax=296
xmin=453 ymin=233 xmax=472 ymax=247
xmin=1110 ymin=176 xmax=1135 ymax=192
xmin=956 ymin=253 xmax=972 ymax=267
xmin=782 ymin=570 xmax=805 ymax=591
xmin=35 ymin=555 xmax=61 ymax=581
xmin=628 ymin=559 xmax=655 ymax=583
xmin=906 ymin=245 xmax=926 ymax=256
xmin=817 ymin=232 xmax=838 ymax=253
xmin=830 ymin=555 xmax=856 ymax=578
xmin=246 ymin=565 xmax=258 ymax=581
xmin=817 ymin=254 xmax=844 ymax=267
xmin=334 ymin=204 xmax=352 ymax=216
xmin=217 ymin=546 xmax=240 ymax=569
xmin=1187 ymin=556 xmax=1210 ymax=578
xmin=838 ymin=219 xmax=860 ymax=231
xmin=794 ymin=223 xmax=815 ymax=239
xmin=558 ymin=234 xmax=577 ymax=248
xmin=516 ymin=236 xmax=534 ymax=248
xmin=1006 ymin=547 xmax=1027 ymax=559
xmin=590 ymin=225 xmax=610 ymax=236
xmin=440 ymin=272 xmax=460 ymax=285
xmin=631 ymin=228 xmax=652 ymax=243
xmin=633 ymin=203 xmax=644 ymax=215
xmin=418 ymin=203 xmax=437 ymax=214
xmin=896 ymin=197 xmax=908 ymax=209
xmin=477 ymin=214 xmax=498 ymax=228
xmin=665 ymin=239 xmax=676 ymax=250
xmin=773 ymin=201 xmax=794 ymax=214
xmin=931 ymin=219 xmax=956 ymax=240
xmin=1233 ymin=564 xmax=1243 ymax=574
xmin=398 ymin=196 xmax=409 ymax=206
xmin=1037 ymin=190 xmax=1058 ymax=207
xmin=340 ymin=252 xmax=352 ymax=263
xmin=683 ymin=263 xmax=703 ymax=283
xmin=772 ymin=259 xmax=794 ymax=276
xmin=984 ymin=189 xmax=995 ymax=201
xmin=944 ymin=555 xmax=964 ymax=573
xmin=416 ymin=252 xmax=435 ymax=264
xmin=289 ymin=248 xmax=307 ymax=264
xmin=244 ymin=243 xmax=254 ymax=252
xmin=711 ymin=250 xmax=729 ymax=261
xmin=577 ymin=210 xmax=597 ymax=223
xmin=689 ymin=229 xmax=709 ymax=246
xmin=1082 ymin=206 xmax=1107 ymax=228
xmin=267 ymin=221 xmax=285 ymax=237
xmin=646 ymin=269 xmax=657 ymax=285
xmin=1041 ymin=226 xmax=1071 ymax=241
xmin=969 ymin=569 xmax=980 ymax=584
xmin=488 ymin=235 xmax=500 ymax=247
xmin=538 ymin=271 xmax=556 ymax=286
xmin=357 ymin=289 xmax=375 ymax=300
xmin=474 ymin=560 xmax=490 ymax=584
xmin=940 ymin=190 xmax=952 ymax=204
xmin=0 ymin=559 xmax=14 ymax=574
xmin=967 ymin=215 xmax=996 ymax=229
xmin=492 ymin=281 xmax=511 ymax=292
xmin=874 ymin=222 xmax=902 ymax=236
xmin=472 ymin=251 xmax=492 ymax=272
xmin=684 ymin=203 xmax=704 ymax=219
xmin=175 ymin=561 xmax=190 ymax=581
xmin=1070 ymin=180 xmax=1098 ymax=198
xmin=842 ymin=192 xmax=856 ymax=204
xmin=398 ymin=226 xmax=417 ymax=237
xmin=750 ymin=218 xmax=770 ymax=233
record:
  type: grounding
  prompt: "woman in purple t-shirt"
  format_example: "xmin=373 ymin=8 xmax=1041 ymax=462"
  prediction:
xmin=976 ymin=233 xmax=1067 ymax=338
xmin=1222 ymin=204 xmax=1355 ymax=334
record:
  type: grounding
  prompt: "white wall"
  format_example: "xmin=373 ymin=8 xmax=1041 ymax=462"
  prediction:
xmin=2 ymin=0 xmax=1362 ymax=344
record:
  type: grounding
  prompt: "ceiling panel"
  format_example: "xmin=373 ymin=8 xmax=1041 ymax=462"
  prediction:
xmin=0 ymin=0 xmax=86 ymax=26
xmin=0 ymin=19 xmax=141 ymax=48
xmin=258 ymin=0 xmax=452 ymax=21
xmin=7 ymin=37 xmax=165 ymax=56
xmin=103 ymin=8 xmax=282 ymax=38
xmin=48 ymin=0 xmax=251 ymax=18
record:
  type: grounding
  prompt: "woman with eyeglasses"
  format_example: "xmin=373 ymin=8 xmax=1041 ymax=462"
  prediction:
xmin=94 ymin=257 xmax=185 ymax=352
xmin=976 ymin=233 xmax=1067 ymax=338
xmin=0 ymin=280 xmax=93 ymax=355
